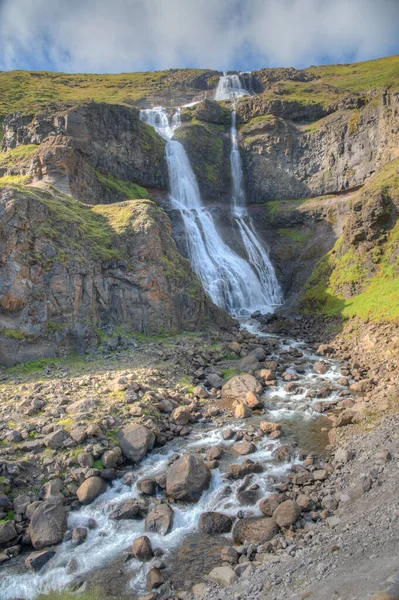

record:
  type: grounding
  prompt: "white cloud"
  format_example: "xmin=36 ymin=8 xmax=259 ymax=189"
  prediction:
xmin=0 ymin=0 xmax=397 ymax=72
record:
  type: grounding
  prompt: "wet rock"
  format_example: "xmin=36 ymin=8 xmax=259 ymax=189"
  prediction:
xmin=172 ymin=405 xmax=191 ymax=426
xmin=235 ymin=403 xmax=252 ymax=418
xmin=273 ymin=500 xmax=301 ymax=527
xmin=259 ymin=493 xmax=282 ymax=517
xmin=166 ymin=454 xmax=211 ymax=502
xmin=25 ymin=549 xmax=55 ymax=571
xmin=222 ymin=374 xmax=263 ymax=401
xmin=109 ymin=500 xmax=141 ymax=520
xmin=133 ymin=535 xmax=154 ymax=561
xmin=29 ymin=497 xmax=67 ymax=550
xmin=0 ymin=521 xmax=17 ymax=544
xmin=259 ymin=421 xmax=281 ymax=434
xmin=237 ymin=484 xmax=260 ymax=506
xmin=77 ymin=477 xmax=106 ymax=505
xmin=313 ymin=361 xmax=328 ymax=374
xmin=117 ymin=424 xmax=155 ymax=463
xmin=244 ymin=391 xmax=263 ymax=409
xmin=147 ymin=567 xmax=164 ymax=589
xmin=66 ymin=558 xmax=79 ymax=574
xmin=145 ymin=504 xmax=174 ymax=536
xmin=207 ymin=565 xmax=238 ymax=586
xmin=137 ymin=478 xmax=157 ymax=496
xmin=199 ymin=511 xmax=233 ymax=534
xmin=223 ymin=428 xmax=235 ymax=440
xmin=221 ymin=546 xmax=239 ymax=565
xmin=226 ymin=460 xmax=263 ymax=480
xmin=232 ymin=440 xmax=256 ymax=455
xmin=72 ymin=526 xmax=88 ymax=545
xmin=206 ymin=446 xmax=223 ymax=461
xmin=232 ymin=517 xmax=279 ymax=544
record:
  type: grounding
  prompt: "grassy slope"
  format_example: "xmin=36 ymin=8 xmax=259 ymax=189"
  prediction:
xmin=302 ymin=159 xmax=399 ymax=322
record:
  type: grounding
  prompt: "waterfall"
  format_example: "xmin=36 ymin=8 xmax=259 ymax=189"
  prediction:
xmin=228 ymin=105 xmax=283 ymax=306
xmin=214 ymin=72 xmax=251 ymax=101
xmin=139 ymin=107 xmax=277 ymax=316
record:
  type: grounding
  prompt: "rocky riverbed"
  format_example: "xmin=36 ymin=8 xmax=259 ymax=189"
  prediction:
xmin=0 ymin=317 xmax=398 ymax=600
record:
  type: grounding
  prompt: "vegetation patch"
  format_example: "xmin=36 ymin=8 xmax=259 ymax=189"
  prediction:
xmin=0 ymin=144 xmax=38 ymax=168
xmin=277 ymin=228 xmax=312 ymax=243
xmin=95 ymin=170 xmax=150 ymax=201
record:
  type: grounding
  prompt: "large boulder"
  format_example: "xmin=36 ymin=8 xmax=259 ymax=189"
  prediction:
xmin=199 ymin=512 xmax=233 ymax=534
xmin=145 ymin=504 xmax=174 ymax=536
xmin=117 ymin=424 xmax=155 ymax=462
xmin=132 ymin=535 xmax=154 ymax=561
xmin=232 ymin=517 xmax=279 ymax=545
xmin=166 ymin=454 xmax=211 ymax=502
xmin=171 ymin=406 xmax=191 ymax=426
xmin=273 ymin=500 xmax=301 ymax=527
xmin=222 ymin=374 xmax=262 ymax=401
xmin=77 ymin=477 xmax=106 ymax=505
xmin=29 ymin=497 xmax=67 ymax=550
xmin=25 ymin=549 xmax=56 ymax=572
xmin=0 ymin=521 xmax=17 ymax=545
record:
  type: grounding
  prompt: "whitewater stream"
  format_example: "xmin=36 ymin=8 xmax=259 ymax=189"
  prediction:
xmin=0 ymin=319 xmax=347 ymax=599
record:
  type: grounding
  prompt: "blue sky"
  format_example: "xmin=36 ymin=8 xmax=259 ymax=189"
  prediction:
xmin=0 ymin=0 xmax=398 ymax=73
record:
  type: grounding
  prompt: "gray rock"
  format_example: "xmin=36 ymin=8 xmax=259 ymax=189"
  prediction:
xmin=25 ymin=549 xmax=55 ymax=571
xmin=166 ymin=454 xmax=211 ymax=502
xmin=0 ymin=521 xmax=17 ymax=544
xmin=29 ymin=497 xmax=67 ymax=550
xmin=77 ymin=477 xmax=106 ymax=505
xmin=199 ymin=512 xmax=233 ymax=534
xmin=117 ymin=424 xmax=155 ymax=463
xmin=145 ymin=504 xmax=173 ymax=536
xmin=232 ymin=517 xmax=279 ymax=544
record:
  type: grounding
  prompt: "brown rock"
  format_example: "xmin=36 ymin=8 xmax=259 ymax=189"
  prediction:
xmin=77 ymin=477 xmax=106 ymax=505
xmin=132 ymin=535 xmax=154 ymax=561
xmin=198 ymin=512 xmax=233 ymax=534
xmin=166 ymin=454 xmax=211 ymax=502
xmin=273 ymin=500 xmax=301 ymax=527
xmin=145 ymin=504 xmax=174 ymax=536
xmin=232 ymin=517 xmax=279 ymax=544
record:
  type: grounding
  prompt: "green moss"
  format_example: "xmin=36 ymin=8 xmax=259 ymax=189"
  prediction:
xmin=47 ymin=321 xmax=63 ymax=332
xmin=93 ymin=459 xmax=103 ymax=470
xmin=0 ymin=328 xmax=25 ymax=340
xmin=221 ymin=367 xmax=238 ymax=381
xmin=0 ymin=144 xmax=38 ymax=168
xmin=0 ymin=175 xmax=30 ymax=188
xmin=95 ymin=170 xmax=150 ymax=201
xmin=276 ymin=228 xmax=312 ymax=243
xmin=57 ymin=417 xmax=74 ymax=432
xmin=0 ymin=510 xmax=15 ymax=524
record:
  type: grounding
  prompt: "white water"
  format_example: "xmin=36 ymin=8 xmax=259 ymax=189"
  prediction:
xmin=214 ymin=72 xmax=251 ymax=101
xmin=140 ymin=107 xmax=278 ymax=316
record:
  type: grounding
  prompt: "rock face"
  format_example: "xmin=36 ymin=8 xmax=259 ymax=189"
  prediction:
xmin=29 ymin=497 xmax=67 ymax=550
xmin=2 ymin=103 xmax=168 ymax=203
xmin=0 ymin=187 xmax=232 ymax=366
xmin=166 ymin=454 xmax=211 ymax=502
xmin=117 ymin=424 xmax=155 ymax=463
xmin=232 ymin=517 xmax=279 ymax=545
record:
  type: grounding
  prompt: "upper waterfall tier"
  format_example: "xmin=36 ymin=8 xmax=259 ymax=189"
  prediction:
xmin=214 ymin=72 xmax=251 ymax=101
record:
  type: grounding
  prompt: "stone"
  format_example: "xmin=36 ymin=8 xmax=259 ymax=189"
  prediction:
xmin=192 ymin=385 xmax=209 ymax=399
xmin=132 ymin=535 xmax=154 ymax=561
xmin=25 ymin=549 xmax=56 ymax=571
xmin=244 ymin=391 xmax=263 ymax=409
xmin=221 ymin=546 xmax=239 ymax=565
xmin=350 ymin=379 xmax=371 ymax=393
xmin=373 ymin=450 xmax=392 ymax=463
xmin=26 ymin=501 xmax=42 ymax=520
xmin=44 ymin=429 xmax=69 ymax=449
xmin=86 ymin=423 xmax=102 ymax=437
xmin=232 ymin=517 xmax=279 ymax=545
xmin=322 ymin=495 xmax=338 ymax=512
xmin=237 ymin=355 xmax=262 ymax=373
xmin=198 ymin=512 xmax=233 ymax=534
xmin=207 ymin=566 xmax=238 ymax=586
xmin=334 ymin=448 xmax=355 ymax=463
xmin=29 ymin=497 xmax=67 ymax=550
xmin=101 ymin=450 xmax=118 ymax=469
xmin=109 ymin=500 xmax=141 ymax=520
xmin=77 ymin=477 xmax=106 ymax=505
xmin=232 ymin=440 xmax=256 ymax=455
xmin=259 ymin=421 xmax=281 ymax=434
xmin=235 ymin=403 xmax=252 ymax=418
xmin=137 ymin=478 xmax=157 ymax=496
xmin=192 ymin=583 xmax=207 ymax=596
xmin=147 ymin=567 xmax=164 ymax=589
xmin=72 ymin=527 xmax=88 ymax=545
xmin=145 ymin=504 xmax=174 ymax=536
xmin=78 ymin=452 xmax=94 ymax=468
xmin=259 ymin=493 xmax=281 ymax=517
xmin=0 ymin=521 xmax=17 ymax=544
xmin=172 ymin=405 xmax=191 ymax=426
xmin=117 ymin=424 xmax=155 ymax=463
xmin=273 ymin=500 xmax=301 ymax=527
xmin=313 ymin=469 xmax=328 ymax=481
xmin=313 ymin=361 xmax=328 ymax=374
xmin=222 ymin=374 xmax=263 ymax=401
xmin=166 ymin=454 xmax=211 ymax=502
xmin=223 ymin=428 xmax=235 ymax=440
xmin=226 ymin=460 xmax=263 ymax=480
xmin=296 ymin=494 xmax=315 ymax=512
xmin=13 ymin=494 xmax=31 ymax=515
xmin=207 ymin=374 xmax=224 ymax=389
xmin=369 ymin=594 xmax=399 ymax=600
xmin=0 ymin=495 xmax=11 ymax=509
xmin=206 ymin=446 xmax=223 ymax=461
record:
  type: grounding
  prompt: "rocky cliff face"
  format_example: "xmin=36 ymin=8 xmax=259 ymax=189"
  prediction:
xmin=0 ymin=186 xmax=232 ymax=366
xmin=2 ymin=103 xmax=168 ymax=203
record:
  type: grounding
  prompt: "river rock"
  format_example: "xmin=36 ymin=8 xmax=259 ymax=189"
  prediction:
xmin=109 ymin=499 xmax=141 ymax=520
xmin=132 ymin=535 xmax=154 ymax=561
xmin=117 ymin=424 xmax=155 ymax=463
xmin=237 ymin=355 xmax=262 ymax=373
xmin=206 ymin=446 xmax=223 ymax=461
xmin=77 ymin=477 xmax=106 ymax=505
xmin=222 ymin=374 xmax=263 ymax=401
xmin=232 ymin=440 xmax=256 ymax=455
xmin=137 ymin=478 xmax=157 ymax=496
xmin=147 ymin=567 xmax=164 ymax=589
xmin=232 ymin=517 xmax=279 ymax=544
xmin=199 ymin=511 xmax=233 ymax=534
xmin=260 ymin=421 xmax=281 ymax=434
xmin=207 ymin=373 xmax=224 ymax=389
xmin=145 ymin=504 xmax=174 ymax=535
xmin=313 ymin=361 xmax=328 ymax=374
xmin=244 ymin=391 xmax=263 ymax=409
xmin=259 ymin=493 xmax=282 ymax=517
xmin=166 ymin=454 xmax=211 ymax=502
xmin=172 ymin=405 xmax=191 ymax=426
xmin=0 ymin=521 xmax=17 ymax=545
xmin=221 ymin=546 xmax=239 ymax=565
xmin=207 ymin=566 xmax=238 ymax=586
xmin=226 ymin=460 xmax=263 ymax=480
xmin=235 ymin=403 xmax=252 ymax=418
xmin=25 ymin=549 xmax=56 ymax=571
xmin=29 ymin=497 xmax=67 ymax=550
xmin=72 ymin=526 xmax=88 ymax=545
xmin=273 ymin=500 xmax=301 ymax=527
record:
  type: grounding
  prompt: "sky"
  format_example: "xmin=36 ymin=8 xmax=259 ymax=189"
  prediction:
xmin=0 ymin=0 xmax=398 ymax=74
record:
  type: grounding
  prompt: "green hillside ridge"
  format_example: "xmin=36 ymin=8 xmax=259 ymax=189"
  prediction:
xmin=302 ymin=159 xmax=399 ymax=322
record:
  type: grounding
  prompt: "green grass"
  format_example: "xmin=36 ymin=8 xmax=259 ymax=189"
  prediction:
xmin=95 ymin=171 xmax=149 ymax=201
xmin=0 ymin=328 xmax=26 ymax=340
xmin=0 ymin=510 xmax=15 ymax=524
xmin=8 ymin=353 xmax=86 ymax=375
xmin=221 ymin=367 xmax=238 ymax=381
xmin=0 ymin=144 xmax=38 ymax=168
xmin=0 ymin=174 xmax=30 ymax=188
xmin=277 ymin=228 xmax=312 ymax=243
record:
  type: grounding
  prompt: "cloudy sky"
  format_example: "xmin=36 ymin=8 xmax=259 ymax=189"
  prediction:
xmin=0 ymin=0 xmax=398 ymax=73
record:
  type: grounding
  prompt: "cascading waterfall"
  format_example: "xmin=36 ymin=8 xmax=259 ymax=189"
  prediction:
xmin=214 ymin=72 xmax=250 ymax=101
xmin=139 ymin=107 xmax=276 ymax=315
